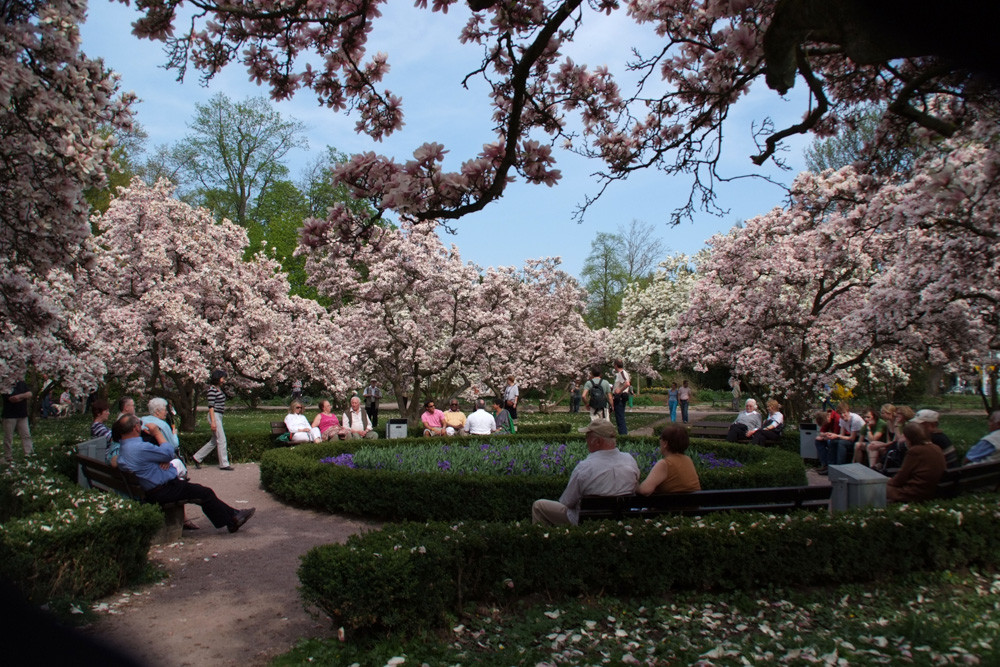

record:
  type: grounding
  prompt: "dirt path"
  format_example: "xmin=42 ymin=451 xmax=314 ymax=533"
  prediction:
xmin=82 ymin=464 xmax=377 ymax=667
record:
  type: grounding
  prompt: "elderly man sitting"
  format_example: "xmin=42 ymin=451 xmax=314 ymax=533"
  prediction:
xmin=114 ymin=415 xmax=255 ymax=533
xmin=964 ymin=411 xmax=1000 ymax=464
xmin=531 ymin=419 xmax=639 ymax=526
xmin=463 ymin=399 xmax=496 ymax=435
xmin=727 ymin=399 xmax=761 ymax=442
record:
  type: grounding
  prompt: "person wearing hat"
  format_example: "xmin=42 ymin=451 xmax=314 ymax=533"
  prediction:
xmin=910 ymin=409 xmax=959 ymax=469
xmin=531 ymin=418 xmax=639 ymax=525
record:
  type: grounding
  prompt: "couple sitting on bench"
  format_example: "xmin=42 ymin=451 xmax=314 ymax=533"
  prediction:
xmin=727 ymin=398 xmax=784 ymax=445
xmin=531 ymin=420 xmax=701 ymax=526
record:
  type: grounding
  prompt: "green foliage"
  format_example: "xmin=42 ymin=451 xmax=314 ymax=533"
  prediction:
xmin=260 ymin=437 xmax=804 ymax=521
xmin=0 ymin=460 xmax=161 ymax=604
xmin=298 ymin=495 xmax=1000 ymax=636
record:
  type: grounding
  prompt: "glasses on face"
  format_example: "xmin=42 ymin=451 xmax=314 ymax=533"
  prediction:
xmin=450 ymin=403 xmax=458 ymax=409
xmin=427 ymin=404 xmax=435 ymax=410
xmin=294 ymin=406 xmax=303 ymax=411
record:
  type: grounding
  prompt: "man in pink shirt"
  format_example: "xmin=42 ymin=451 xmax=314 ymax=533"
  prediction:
xmin=421 ymin=400 xmax=447 ymax=436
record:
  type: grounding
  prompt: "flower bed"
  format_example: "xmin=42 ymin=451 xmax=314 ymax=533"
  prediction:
xmin=260 ymin=435 xmax=805 ymax=522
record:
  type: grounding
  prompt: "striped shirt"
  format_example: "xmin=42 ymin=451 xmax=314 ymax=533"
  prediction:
xmin=91 ymin=420 xmax=112 ymax=444
xmin=207 ymin=385 xmax=226 ymax=414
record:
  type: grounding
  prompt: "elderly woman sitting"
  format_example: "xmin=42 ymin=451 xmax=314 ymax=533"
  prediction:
xmin=638 ymin=424 xmax=702 ymax=495
xmin=727 ymin=399 xmax=761 ymax=442
xmin=748 ymin=399 xmax=784 ymax=446
xmin=284 ymin=401 xmax=321 ymax=442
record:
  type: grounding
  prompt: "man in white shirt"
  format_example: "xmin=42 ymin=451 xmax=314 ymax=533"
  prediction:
xmin=532 ymin=419 xmax=639 ymax=526
xmin=833 ymin=402 xmax=865 ymax=465
xmin=464 ymin=399 xmax=497 ymax=435
xmin=342 ymin=396 xmax=377 ymax=439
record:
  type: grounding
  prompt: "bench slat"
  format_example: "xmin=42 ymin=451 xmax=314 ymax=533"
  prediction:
xmin=580 ymin=485 xmax=832 ymax=520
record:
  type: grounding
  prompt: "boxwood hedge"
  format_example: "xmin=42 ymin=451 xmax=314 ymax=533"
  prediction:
xmin=260 ymin=435 xmax=807 ymax=522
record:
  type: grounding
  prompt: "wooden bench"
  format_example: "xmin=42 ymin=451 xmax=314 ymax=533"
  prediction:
xmin=936 ymin=460 xmax=1000 ymax=498
xmin=579 ymin=485 xmax=832 ymax=521
xmin=76 ymin=453 xmax=189 ymax=543
xmin=271 ymin=421 xmax=293 ymax=445
xmin=687 ymin=420 xmax=733 ymax=440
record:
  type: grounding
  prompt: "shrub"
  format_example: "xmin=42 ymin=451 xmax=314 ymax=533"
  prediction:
xmin=299 ymin=495 xmax=1000 ymax=636
xmin=260 ymin=437 xmax=805 ymax=521
xmin=0 ymin=461 xmax=162 ymax=604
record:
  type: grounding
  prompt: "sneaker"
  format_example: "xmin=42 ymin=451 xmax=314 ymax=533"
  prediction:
xmin=219 ymin=465 xmax=235 ymax=471
xmin=228 ymin=507 xmax=256 ymax=533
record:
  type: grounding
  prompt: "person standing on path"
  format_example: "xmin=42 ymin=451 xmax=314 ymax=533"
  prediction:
xmin=363 ymin=379 xmax=382 ymax=428
xmin=503 ymin=376 xmax=519 ymax=422
xmin=582 ymin=367 xmax=612 ymax=422
xmin=729 ymin=374 xmax=741 ymax=410
xmin=612 ymin=359 xmax=631 ymax=435
xmin=667 ymin=382 xmax=679 ymax=422
xmin=2 ymin=377 xmax=33 ymax=463
xmin=677 ymin=379 xmax=692 ymax=424
xmin=193 ymin=369 xmax=233 ymax=470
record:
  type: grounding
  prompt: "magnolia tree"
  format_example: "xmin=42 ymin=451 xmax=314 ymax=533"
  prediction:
xmin=669 ymin=168 xmax=910 ymax=418
xmin=300 ymin=215 xmax=601 ymax=423
xmin=118 ymin=0 xmax=997 ymax=231
xmin=1 ymin=0 xmax=132 ymax=388
xmin=610 ymin=253 xmax=700 ymax=374
xmin=87 ymin=179 xmax=352 ymax=429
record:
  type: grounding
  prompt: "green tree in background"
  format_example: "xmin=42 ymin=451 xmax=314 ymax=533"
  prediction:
xmin=170 ymin=93 xmax=307 ymax=226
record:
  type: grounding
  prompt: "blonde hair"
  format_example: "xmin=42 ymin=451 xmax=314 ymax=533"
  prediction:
xmin=766 ymin=399 xmax=782 ymax=412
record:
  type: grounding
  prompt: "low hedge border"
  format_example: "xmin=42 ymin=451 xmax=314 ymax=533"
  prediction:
xmin=260 ymin=437 xmax=806 ymax=522
xmin=0 ymin=460 xmax=162 ymax=604
xmin=299 ymin=495 xmax=1000 ymax=636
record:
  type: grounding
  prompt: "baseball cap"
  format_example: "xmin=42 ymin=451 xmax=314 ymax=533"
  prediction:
xmin=910 ymin=409 xmax=940 ymax=424
xmin=583 ymin=418 xmax=617 ymax=438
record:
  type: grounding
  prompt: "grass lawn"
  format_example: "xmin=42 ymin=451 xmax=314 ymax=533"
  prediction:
xmin=276 ymin=568 xmax=1000 ymax=665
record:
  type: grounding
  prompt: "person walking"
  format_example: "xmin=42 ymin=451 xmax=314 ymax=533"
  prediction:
xmin=677 ymin=380 xmax=692 ymax=424
xmin=192 ymin=369 xmax=233 ymax=470
xmin=2 ymin=378 xmax=33 ymax=463
xmin=612 ymin=359 xmax=631 ymax=435
xmin=667 ymin=382 xmax=679 ymax=423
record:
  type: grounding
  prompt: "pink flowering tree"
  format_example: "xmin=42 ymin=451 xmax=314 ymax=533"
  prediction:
xmin=87 ymin=179 xmax=352 ymax=429
xmin=116 ymin=0 xmax=996 ymax=230
xmin=1 ymin=0 xmax=132 ymax=388
xmin=300 ymin=215 xmax=601 ymax=423
xmin=669 ymin=168 xmax=911 ymax=418
xmin=610 ymin=253 xmax=701 ymax=374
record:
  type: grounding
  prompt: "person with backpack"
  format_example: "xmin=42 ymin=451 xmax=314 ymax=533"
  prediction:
xmin=582 ymin=367 xmax=612 ymax=422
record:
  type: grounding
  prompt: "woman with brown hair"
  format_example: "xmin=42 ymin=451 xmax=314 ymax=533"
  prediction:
xmin=886 ymin=422 xmax=946 ymax=502
xmin=637 ymin=424 xmax=701 ymax=495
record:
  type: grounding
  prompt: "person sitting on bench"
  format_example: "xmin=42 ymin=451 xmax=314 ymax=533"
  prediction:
xmin=748 ymin=399 xmax=784 ymax=446
xmin=638 ymin=424 xmax=701 ymax=495
xmin=727 ymin=399 xmax=761 ymax=442
xmin=113 ymin=415 xmax=255 ymax=533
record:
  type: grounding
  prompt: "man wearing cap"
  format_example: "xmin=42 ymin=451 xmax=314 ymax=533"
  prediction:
xmin=911 ymin=409 xmax=960 ymax=468
xmin=531 ymin=418 xmax=639 ymax=525
xmin=964 ymin=411 xmax=1000 ymax=464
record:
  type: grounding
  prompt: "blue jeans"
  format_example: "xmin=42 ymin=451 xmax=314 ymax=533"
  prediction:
xmin=613 ymin=393 xmax=628 ymax=435
xmin=669 ymin=399 xmax=678 ymax=422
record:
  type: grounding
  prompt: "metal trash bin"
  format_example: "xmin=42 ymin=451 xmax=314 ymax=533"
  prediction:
xmin=828 ymin=463 xmax=887 ymax=511
xmin=386 ymin=418 xmax=408 ymax=439
xmin=799 ymin=422 xmax=818 ymax=459
xmin=76 ymin=436 xmax=109 ymax=487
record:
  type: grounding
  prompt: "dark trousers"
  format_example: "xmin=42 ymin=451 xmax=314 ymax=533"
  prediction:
xmin=613 ymin=393 xmax=628 ymax=435
xmin=680 ymin=400 xmax=689 ymax=423
xmin=751 ymin=429 xmax=781 ymax=447
xmin=365 ymin=404 xmax=379 ymax=428
xmin=570 ymin=396 xmax=581 ymax=413
xmin=146 ymin=479 xmax=235 ymax=529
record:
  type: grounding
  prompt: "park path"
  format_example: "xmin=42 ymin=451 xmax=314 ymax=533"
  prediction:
xmin=82 ymin=464 xmax=378 ymax=667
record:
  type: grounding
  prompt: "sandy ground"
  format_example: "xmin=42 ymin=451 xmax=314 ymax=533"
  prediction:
xmin=81 ymin=463 xmax=377 ymax=667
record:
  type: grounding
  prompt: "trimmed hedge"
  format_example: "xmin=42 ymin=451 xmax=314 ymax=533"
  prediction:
xmin=0 ymin=460 xmax=162 ymax=604
xmin=299 ymin=495 xmax=1000 ymax=636
xmin=260 ymin=436 xmax=806 ymax=521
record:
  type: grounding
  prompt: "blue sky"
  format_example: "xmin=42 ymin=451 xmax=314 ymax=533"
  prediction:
xmin=79 ymin=1 xmax=809 ymax=279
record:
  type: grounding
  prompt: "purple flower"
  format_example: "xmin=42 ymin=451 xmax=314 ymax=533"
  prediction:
xmin=320 ymin=453 xmax=356 ymax=468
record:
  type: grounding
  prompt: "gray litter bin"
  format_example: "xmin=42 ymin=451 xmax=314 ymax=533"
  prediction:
xmin=828 ymin=463 xmax=887 ymax=511
xmin=386 ymin=418 xmax=408 ymax=439
xmin=799 ymin=422 xmax=818 ymax=459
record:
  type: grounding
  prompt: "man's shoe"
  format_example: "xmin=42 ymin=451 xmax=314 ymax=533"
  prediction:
xmin=219 ymin=465 xmax=235 ymax=471
xmin=192 ymin=458 xmax=202 ymax=469
xmin=816 ymin=466 xmax=828 ymax=476
xmin=228 ymin=507 xmax=256 ymax=533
